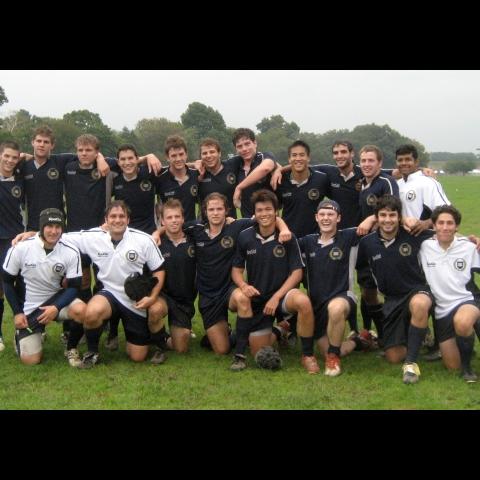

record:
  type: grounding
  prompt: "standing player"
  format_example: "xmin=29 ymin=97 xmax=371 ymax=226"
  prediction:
xmin=156 ymin=135 xmax=200 ymax=221
xmin=2 ymin=209 xmax=85 ymax=366
xmin=230 ymin=189 xmax=320 ymax=374
xmin=356 ymin=195 xmax=434 ymax=384
xmin=156 ymin=199 xmax=197 ymax=355
xmin=419 ymin=205 xmax=480 ymax=383
xmin=0 ymin=141 xmax=25 ymax=351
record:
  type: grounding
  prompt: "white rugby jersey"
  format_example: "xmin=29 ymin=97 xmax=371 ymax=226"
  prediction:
xmin=64 ymin=227 xmax=164 ymax=317
xmin=397 ymin=170 xmax=450 ymax=218
xmin=419 ymin=236 xmax=480 ymax=318
xmin=3 ymin=233 xmax=82 ymax=315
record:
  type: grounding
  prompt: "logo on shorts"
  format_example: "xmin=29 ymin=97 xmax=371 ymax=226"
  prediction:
xmin=47 ymin=168 xmax=59 ymax=180
xmin=226 ymin=173 xmax=236 ymax=185
xmin=11 ymin=185 xmax=22 ymax=198
xmin=221 ymin=236 xmax=234 ymax=249
xmin=454 ymin=258 xmax=466 ymax=271
xmin=91 ymin=168 xmax=101 ymax=180
xmin=329 ymin=247 xmax=343 ymax=260
xmin=308 ymin=188 xmax=320 ymax=201
xmin=399 ymin=243 xmax=412 ymax=256
xmin=126 ymin=250 xmax=139 ymax=262
xmin=52 ymin=263 xmax=65 ymax=274
xmin=273 ymin=245 xmax=286 ymax=258
xmin=140 ymin=180 xmax=152 ymax=192
xmin=366 ymin=194 xmax=378 ymax=207
xmin=406 ymin=190 xmax=416 ymax=201
xmin=187 ymin=245 xmax=195 ymax=257
xmin=190 ymin=184 xmax=198 ymax=197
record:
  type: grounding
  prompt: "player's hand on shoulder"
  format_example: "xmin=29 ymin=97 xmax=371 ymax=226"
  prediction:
xmin=270 ymin=167 xmax=282 ymax=191
xmin=151 ymin=229 xmax=162 ymax=245
xmin=233 ymin=187 xmax=242 ymax=209
xmin=278 ymin=228 xmax=292 ymax=243
xmin=12 ymin=231 xmax=36 ymax=245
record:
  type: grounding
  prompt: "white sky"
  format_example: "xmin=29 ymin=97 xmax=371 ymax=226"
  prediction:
xmin=1 ymin=70 xmax=479 ymax=153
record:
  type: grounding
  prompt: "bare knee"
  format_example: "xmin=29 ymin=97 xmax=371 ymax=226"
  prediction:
xmin=20 ymin=354 xmax=42 ymax=365
xmin=385 ymin=347 xmax=406 ymax=364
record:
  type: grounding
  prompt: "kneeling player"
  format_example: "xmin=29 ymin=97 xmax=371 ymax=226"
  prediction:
xmin=2 ymin=209 xmax=86 ymax=366
xmin=230 ymin=189 xmax=320 ymax=374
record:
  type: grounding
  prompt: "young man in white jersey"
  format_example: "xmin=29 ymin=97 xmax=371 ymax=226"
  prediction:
xmin=419 ymin=205 xmax=480 ymax=383
xmin=2 ymin=209 xmax=85 ymax=366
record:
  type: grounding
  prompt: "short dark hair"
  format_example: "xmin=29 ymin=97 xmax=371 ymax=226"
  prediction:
xmin=251 ymin=189 xmax=279 ymax=211
xmin=332 ymin=140 xmax=354 ymax=153
xmin=32 ymin=126 xmax=55 ymax=144
xmin=359 ymin=145 xmax=383 ymax=163
xmin=117 ymin=143 xmax=139 ymax=158
xmin=0 ymin=141 xmax=20 ymax=154
xmin=202 ymin=193 xmax=229 ymax=218
xmin=157 ymin=198 xmax=184 ymax=219
xmin=288 ymin=140 xmax=310 ymax=156
xmin=395 ymin=144 xmax=418 ymax=160
xmin=199 ymin=138 xmax=221 ymax=155
xmin=431 ymin=204 xmax=461 ymax=226
xmin=105 ymin=200 xmax=131 ymax=218
xmin=374 ymin=194 xmax=402 ymax=217
xmin=232 ymin=128 xmax=255 ymax=146
xmin=165 ymin=135 xmax=187 ymax=156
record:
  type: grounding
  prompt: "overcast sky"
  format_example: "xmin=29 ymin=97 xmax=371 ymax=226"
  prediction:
xmin=1 ymin=70 xmax=479 ymax=153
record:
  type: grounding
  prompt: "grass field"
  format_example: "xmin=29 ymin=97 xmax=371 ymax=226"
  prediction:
xmin=1 ymin=176 xmax=479 ymax=410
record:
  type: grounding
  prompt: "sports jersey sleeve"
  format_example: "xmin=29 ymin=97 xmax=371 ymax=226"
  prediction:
xmin=384 ymin=175 xmax=400 ymax=197
xmin=232 ymin=218 xmax=256 ymax=235
xmin=356 ymin=238 xmax=369 ymax=270
xmin=51 ymin=153 xmax=78 ymax=173
xmin=232 ymin=234 xmax=247 ymax=269
xmin=62 ymin=231 xmax=85 ymax=254
xmin=144 ymin=236 xmax=165 ymax=272
xmin=471 ymin=247 xmax=480 ymax=273
xmin=285 ymin=235 xmax=305 ymax=271
xmin=182 ymin=221 xmax=204 ymax=238
xmin=423 ymin=178 xmax=450 ymax=210
xmin=64 ymin=245 xmax=82 ymax=279
xmin=2 ymin=244 xmax=22 ymax=276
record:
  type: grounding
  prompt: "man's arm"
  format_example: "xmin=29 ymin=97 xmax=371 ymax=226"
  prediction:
xmin=232 ymin=266 xmax=260 ymax=298
xmin=356 ymin=215 xmax=377 ymax=236
xmin=275 ymin=216 xmax=292 ymax=243
xmin=134 ymin=269 xmax=165 ymax=310
xmin=138 ymin=153 xmax=162 ymax=175
xmin=263 ymin=268 xmax=303 ymax=316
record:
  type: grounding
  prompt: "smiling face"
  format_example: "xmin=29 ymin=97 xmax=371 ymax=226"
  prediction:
xmin=360 ymin=151 xmax=382 ymax=180
xmin=200 ymin=144 xmax=221 ymax=171
xmin=332 ymin=143 xmax=354 ymax=170
xmin=316 ymin=208 xmax=341 ymax=235
xmin=106 ymin=205 xmax=129 ymax=237
xmin=433 ymin=212 xmax=457 ymax=244
xmin=396 ymin=153 xmax=419 ymax=177
xmin=161 ymin=206 xmax=184 ymax=235
xmin=0 ymin=147 xmax=20 ymax=177
xmin=254 ymin=200 xmax=276 ymax=230
xmin=288 ymin=145 xmax=309 ymax=174
xmin=42 ymin=223 xmax=63 ymax=247
xmin=376 ymin=208 xmax=400 ymax=237
xmin=117 ymin=149 xmax=139 ymax=177
xmin=167 ymin=147 xmax=187 ymax=174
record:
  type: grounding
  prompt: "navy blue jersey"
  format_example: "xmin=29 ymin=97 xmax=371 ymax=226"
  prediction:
xmin=19 ymin=153 xmax=76 ymax=230
xmin=198 ymin=158 xmax=238 ymax=219
xmin=155 ymin=167 xmax=199 ymax=221
xmin=0 ymin=177 xmax=25 ymax=239
xmin=359 ymin=173 xmax=399 ymax=220
xmin=356 ymin=227 xmax=434 ymax=298
xmin=159 ymin=234 xmax=197 ymax=303
xmin=231 ymin=151 xmax=275 ymax=218
xmin=312 ymin=164 xmax=363 ymax=228
xmin=184 ymin=218 xmax=254 ymax=298
xmin=299 ymin=228 xmax=359 ymax=310
xmin=233 ymin=226 xmax=304 ymax=302
xmin=276 ymin=168 xmax=329 ymax=238
xmin=64 ymin=157 xmax=117 ymax=232
xmin=113 ymin=165 xmax=157 ymax=234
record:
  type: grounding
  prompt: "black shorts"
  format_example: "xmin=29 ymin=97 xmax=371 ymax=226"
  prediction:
xmin=313 ymin=293 xmax=356 ymax=340
xmin=435 ymin=300 xmax=478 ymax=343
xmin=357 ymin=265 xmax=377 ymax=290
xmin=199 ymin=284 xmax=237 ymax=330
xmin=97 ymin=290 xmax=150 ymax=346
xmin=162 ymin=292 xmax=195 ymax=330
xmin=383 ymin=289 xmax=434 ymax=350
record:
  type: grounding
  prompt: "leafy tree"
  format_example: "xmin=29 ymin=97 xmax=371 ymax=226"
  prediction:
xmin=134 ymin=117 xmax=184 ymax=158
xmin=445 ymin=159 xmax=477 ymax=175
xmin=257 ymin=114 xmax=300 ymax=140
xmin=0 ymin=86 xmax=8 ymax=107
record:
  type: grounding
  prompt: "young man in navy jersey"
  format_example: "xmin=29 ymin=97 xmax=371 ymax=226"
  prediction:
xmin=156 ymin=199 xmax=197 ymax=356
xmin=230 ymin=189 xmax=320 ymax=374
xmin=196 ymin=138 xmax=239 ymax=219
xmin=3 ymin=208 xmax=85 ymax=366
xmin=156 ymin=135 xmax=199 ymax=221
xmin=419 ymin=205 xmax=480 ymax=382
xmin=230 ymin=128 xmax=277 ymax=218
xmin=0 ymin=142 xmax=25 ymax=351
xmin=298 ymin=200 xmax=372 ymax=377
xmin=357 ymin=195 xmax=434 ymax=384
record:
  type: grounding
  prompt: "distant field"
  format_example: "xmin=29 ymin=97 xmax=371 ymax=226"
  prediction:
xmin=0 ymin=176 xmax=479 ymax=410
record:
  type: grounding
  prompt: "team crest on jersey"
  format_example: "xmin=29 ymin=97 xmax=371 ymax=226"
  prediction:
xmin=52 ymin=263 xmax=65 ymax=274
xmin=227 ymin=173 xmax=236 ymax=185
xmin=190 ymin=185 xmax=198 ymax=197
xmin=308 ymin=188 xmax=320 ymax=200
xmin=399 ymin=243 xmax=412 ymax=256
xmin=221 ymin=236 xmax=234 ymax=249
xmin=47 ymin=168 xmax=59 ymax=180
xmin=91 ymin=168 xmax=101 ymax=180
xmin=140 ymin=180 xmax=152 ymax=192
xmin=329 ymin=247 xmax=343 ymax=260
xmin=11 ymin=185 xmax=22 ymax=198
xmin=187 ymin=245 xmax=195 ymax=257
xmin=366 ymin=194 xmax=378 ymax=207
xmin=126 ymin=250 xmax=139 ymax=262
xmin=273 ymin=245 xmax=286 ymax=258
xmin=406 ymin=190 xmax=416 ymax=201
xmin=454 ymin=258 xmax=466 ymax=271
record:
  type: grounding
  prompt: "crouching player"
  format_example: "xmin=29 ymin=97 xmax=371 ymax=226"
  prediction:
xmin=2 ymin=209 xmax=85 ymax=366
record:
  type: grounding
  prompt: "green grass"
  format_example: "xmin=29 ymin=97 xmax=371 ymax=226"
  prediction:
xmin=0 ymin=175 xmax=479 ymax=410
